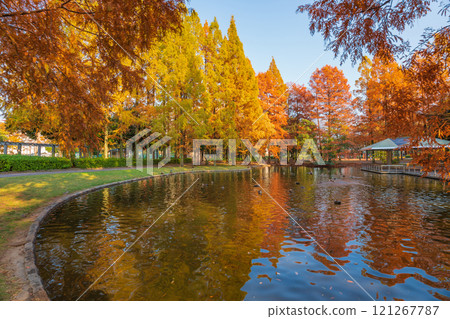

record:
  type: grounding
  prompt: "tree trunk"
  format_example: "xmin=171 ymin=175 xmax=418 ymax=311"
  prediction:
xmin=180 ymin=142 xmax=184 ymax=167
xmin=119 ymin=133 xmax=124 ymax=158
xmin=103 ymin=124 xmax=109 ymax=158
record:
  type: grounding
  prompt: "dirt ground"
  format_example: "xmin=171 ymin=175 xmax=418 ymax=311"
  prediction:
xmin=0 ymin=212 xmax=40 ymax=300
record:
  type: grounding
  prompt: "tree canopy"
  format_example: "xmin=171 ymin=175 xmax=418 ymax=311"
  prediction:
xmin=297 ymin=0 xmax=449 ymax=64
xmin=299 ymin=0 xmax=450 ymax=178
xmin=0 ymin=0 xmax=186 ymax=150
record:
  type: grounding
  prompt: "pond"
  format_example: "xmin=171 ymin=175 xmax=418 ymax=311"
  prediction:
xmin=35 ymin=167 xmax=450 ymax=301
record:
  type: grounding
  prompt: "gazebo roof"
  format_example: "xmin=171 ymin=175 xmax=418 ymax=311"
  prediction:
xmin=361 ymin=137 xmax=450 ymax=151
xmin=361 ymin=138 xmax=398 ymax=151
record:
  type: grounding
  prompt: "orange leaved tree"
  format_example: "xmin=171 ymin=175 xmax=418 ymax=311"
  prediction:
xmin=0 ymin=0 xmax=186 ymax=152
xmin=309 ymin=65 xmax=353 ymax=162
xmin=286 ymin=83 xmax=316 ymax=142
xmin=298 ymin=0 xmax=449 ymax=179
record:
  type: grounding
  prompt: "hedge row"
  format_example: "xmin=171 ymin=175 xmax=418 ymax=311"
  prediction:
xmin=163 ymin=158 xmax=193 ymax=164
xmin=73 ymin=157 xmax=192 ymax=168
xmin=0 ymin=155 xmax=193 ymax=172
xmin=73 ymin=158 xmax=127 ymax=169
xmin=0 ymin=155 xmax=72 ymax=172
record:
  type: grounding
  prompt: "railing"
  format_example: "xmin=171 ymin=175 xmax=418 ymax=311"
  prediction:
xmin=0 ymin=141 xmax=59 ymax=157
xmin=361 ymin=164 xmax=443 ymax=180
xmin=403 ymin=167 xmax=441 ymax=179
xmin=362 ymin=164 xmax=405 ymax=173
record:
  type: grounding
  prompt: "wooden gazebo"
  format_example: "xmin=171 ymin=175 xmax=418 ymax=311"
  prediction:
xmin=361 ymin=137 xmax=450 ymax=164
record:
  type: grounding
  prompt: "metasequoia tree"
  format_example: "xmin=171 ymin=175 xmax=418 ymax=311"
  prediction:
xmin=309 ymin=65 xmax=353 ymax=161
xmin=400 ymin=33 xmax=450 ymax=178
xmin=201 ymin=18 xmax=234 ymax=141
xmin=298 ymin=0 xmax=449 ymax=178
xmin=354 ymin=57 xmax=410 ymax=146
xmin=151 ymin=10 xmax=207 ymax=164
xmin=353 ymin=35 xmax=449 ymax=177
xmin=220 ymin=17 xmax=272 ymax=145
xmin=297 ymin=0 xmax=448 ymax=64
xmin=257 ymin=58 xmax=288 ymax=139
xmin=256 ymin=58 xmax=288 ymax=160
xmin=287 ymin=83 xmax=316 ymax=142
xmin=0 ymin=0 xmax=186 ymax=151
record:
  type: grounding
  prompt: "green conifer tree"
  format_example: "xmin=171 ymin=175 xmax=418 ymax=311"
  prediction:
xmin=220 ymin=17 xmax=272 ymax=148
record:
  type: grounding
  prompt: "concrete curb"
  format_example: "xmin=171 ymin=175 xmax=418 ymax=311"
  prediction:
xmin=23 ymin=167 xmax=251 ymax=301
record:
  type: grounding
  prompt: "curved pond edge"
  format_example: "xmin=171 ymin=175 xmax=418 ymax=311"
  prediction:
xmin=22 ymin=167 xmax=251 ymax=301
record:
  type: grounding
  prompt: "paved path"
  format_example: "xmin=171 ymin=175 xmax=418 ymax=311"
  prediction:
xmin=0 ymin=167 xmax=134 ymax=178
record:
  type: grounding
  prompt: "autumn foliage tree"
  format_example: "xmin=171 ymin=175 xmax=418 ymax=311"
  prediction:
xmin=398 ymin=33 xmax=450 ymax=178
xmin=256 ymin=58 xmax=288 ymax=160
xmin=309 ymin=65 xmax=353 ymax=161
xmin=109 ymin=13 xmax=270 ymax=162
xmin=287 ymin=84 xmax=315 ymax=142
xmin=150 ymin=11 xmax=207 ymax=164
xmin=201 ymin=18 xmax=232 ymax=140
xmin=257 ymin=58 xmax=288 ymax=139
xmin=354 ymin=57 xmax=409 ymax=146
xmin=297 ymin=0 xmax=448 ymax=64
xmin=299 ymin=0 xmax=450 ymax=178
xmin=220 ymin=17 xmax=271 ymax=144
xmin=352 ymin=34 xmax=449 ymax=178
xmin=0 ymin=0 xmax=186 ymax=152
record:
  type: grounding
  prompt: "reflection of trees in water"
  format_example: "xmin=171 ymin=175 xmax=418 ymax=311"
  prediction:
xmin=274 ymin=167 xmax=358 ymax=271
xmin=36 ymin=169 xmax=449 ymax=300
xmin=279 ymin=167 xmax=449 ymax=298
xmin=78 ymin=172 xmax=291 ymax=300
xmin=357 ymin=177 xmax=449 ymax=291
xmin=256 ymin=170 xmax=291 ymax=269
xmin=310 ymin=186 xmax=358 ymax=260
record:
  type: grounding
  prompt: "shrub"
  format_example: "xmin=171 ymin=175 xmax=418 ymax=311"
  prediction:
xmin=161 ymin=158 xmax=192 ymax=165
xmin=0 ymin=156 xmax=12 ymax=172
xmin=132 ymin=157 xmax=192 ymax=166
xmin=0 ymin=155 xmax=72 ymax=172
xmin=73 ymin=157 xmax=127 ymax=169
xmin=0 ymin=155 xmax=194 ymax=172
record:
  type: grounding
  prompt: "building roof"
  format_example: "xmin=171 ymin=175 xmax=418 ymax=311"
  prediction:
xmin=361 ymin=137 xmax=450 ymax=151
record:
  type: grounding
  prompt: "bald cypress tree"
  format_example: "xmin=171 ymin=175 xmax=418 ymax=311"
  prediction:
xmin=257 ymin=57 xmax=288 ymax=139
xmin=152 ymin=10 xmax=207 ymax=163
xmin=201 ymin=18 xmax=233 ymax=140
xmin=220 ymin=17 xmax=272 ymax=142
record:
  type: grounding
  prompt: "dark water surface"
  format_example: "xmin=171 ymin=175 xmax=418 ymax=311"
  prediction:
xmin=35 ymin=167 xmax=450 ymax=301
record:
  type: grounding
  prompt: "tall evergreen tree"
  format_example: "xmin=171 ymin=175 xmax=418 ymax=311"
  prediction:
xmin=152 ymin=10 xmax=207 ymax=163
xmin=201 ymin=18 xmax=233 ymax=140
xmin=220 ymin=17 xmax=271 ymax=143
xmin=257 ymin=57 xmax=288 ymax=139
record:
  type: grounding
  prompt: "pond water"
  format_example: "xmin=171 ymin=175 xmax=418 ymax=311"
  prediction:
xmin=35 ymin=167 xmax=450 ymax=301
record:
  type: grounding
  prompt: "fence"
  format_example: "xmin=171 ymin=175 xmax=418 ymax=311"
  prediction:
xmin=0 ymin=141 xmax=59 ymax=157
xmin=361 ymin=164 xmax=443 ymax=180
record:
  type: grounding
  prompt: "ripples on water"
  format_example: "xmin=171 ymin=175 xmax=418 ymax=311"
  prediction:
xmin=35 ymin=167 xmax=450 ymax=301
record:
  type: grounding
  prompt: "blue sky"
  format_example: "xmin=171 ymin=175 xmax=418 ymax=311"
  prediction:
xmin=189 ymin=0 xmax=448 ymax=92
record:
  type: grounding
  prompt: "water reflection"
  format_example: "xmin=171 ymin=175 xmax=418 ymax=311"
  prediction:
xmin=35 ymin=167 xmax=450 ymax=300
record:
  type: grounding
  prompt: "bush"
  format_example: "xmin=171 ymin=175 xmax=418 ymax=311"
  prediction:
xmin=0 ymin=156 xmax=12 ymax=172
xmin=73 ymin=157 xmax=127 ymax=169
xmin=132 ymin=157 xmax=192 ymax=165
xmin=163 ymin=158 xmax=192 ymax=165
xmin=0 ymin=155 xmax=194 ymax=172
xmin=0 ymin=155 xmax=72 ymax=172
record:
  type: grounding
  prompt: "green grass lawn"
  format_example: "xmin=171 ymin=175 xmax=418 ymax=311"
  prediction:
xmin=0 ymin=164 xmax=247 ymax=300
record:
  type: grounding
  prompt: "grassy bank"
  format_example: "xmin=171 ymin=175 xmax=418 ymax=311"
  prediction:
xmin=0 ymin=165 xmax=247 ymax=300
